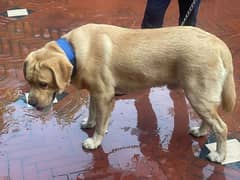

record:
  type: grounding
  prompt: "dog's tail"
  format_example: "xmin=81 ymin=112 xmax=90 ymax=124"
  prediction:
xmin=221 ymin=46 xmax=236 ymax=112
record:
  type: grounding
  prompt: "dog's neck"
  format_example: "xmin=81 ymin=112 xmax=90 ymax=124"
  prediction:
xmin=56 ymin=38 xmax=77 ymax=76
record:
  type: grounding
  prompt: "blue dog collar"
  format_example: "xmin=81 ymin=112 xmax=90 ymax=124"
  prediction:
xmin=56 ymin=38 xmax=76 ymax=75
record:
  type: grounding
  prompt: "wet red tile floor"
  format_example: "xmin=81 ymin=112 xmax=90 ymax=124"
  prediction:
xmin=0 ymin=0 xmax=240 ymax=179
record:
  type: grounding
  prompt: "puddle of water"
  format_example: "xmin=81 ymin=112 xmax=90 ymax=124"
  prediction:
xmin=148 ymin=87 xmax=174 ymax=151
xmin=0 ymin=87 xmax=91 ymax=166
xmin=0 ymin=84 xmax=239 ymax=178
xmin=104 ymin=99 xmax=138 ymax=151
xmin=0 ymin=86 xmax=181 ymax=177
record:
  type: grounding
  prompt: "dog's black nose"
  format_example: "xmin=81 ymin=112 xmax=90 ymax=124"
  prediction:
xmin=28 ymin=98 xmax=38 ymax=107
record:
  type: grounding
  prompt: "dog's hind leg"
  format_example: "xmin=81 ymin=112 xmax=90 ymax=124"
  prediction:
xmin=186 ymin=92 xmax=227 ymax=163
xmin=83 ymin=90 xmax=115 ymax=149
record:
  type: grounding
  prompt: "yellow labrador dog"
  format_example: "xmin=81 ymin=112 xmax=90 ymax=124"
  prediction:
xmin=24 ymin=24 xmax=236 ymax=163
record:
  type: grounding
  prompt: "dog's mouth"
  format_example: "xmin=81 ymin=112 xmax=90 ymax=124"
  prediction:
xmin=26 ymin=91 xmax=62 ymax=111
xmin=26 ymin=92 xmax=56 ymax=111
xmin=36 ymin=92 xmax=56 ymax=111
xmin=36 ymin=106 xmax=45 ymax=111
xmin=35 ymin=102 xmax=53 ymax=112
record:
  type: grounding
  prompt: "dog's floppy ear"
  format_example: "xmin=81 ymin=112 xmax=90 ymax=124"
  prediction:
xmin=42 ymin=57 xmax=73 ymax=93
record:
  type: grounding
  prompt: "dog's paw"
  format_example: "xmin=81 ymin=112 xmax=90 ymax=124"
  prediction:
xmin=80 ymin=118 xmax=96 ymax=129
xmin=82 ymin=138 xmax=99 ymax=149
xmin=207 ymin=151 xmax=225 ymax=163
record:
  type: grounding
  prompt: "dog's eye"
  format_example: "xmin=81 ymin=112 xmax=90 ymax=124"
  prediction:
xmin=39 ymin=82 xmax=48 ymax=89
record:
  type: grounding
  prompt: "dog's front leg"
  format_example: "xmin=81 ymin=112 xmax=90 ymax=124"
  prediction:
xmin=83 ymin=92 xmax=115 ymax=149
xmin=81 ymin=95 xmax=97 ymax=129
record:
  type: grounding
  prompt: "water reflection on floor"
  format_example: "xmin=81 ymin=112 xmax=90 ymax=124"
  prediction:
xmin=0 ymin=85 xmax=221 ymax=179
xmin=0 ymin=86 xmax=198 ymax=179
xmin=0 ymin=82 xmax=240 ymax=179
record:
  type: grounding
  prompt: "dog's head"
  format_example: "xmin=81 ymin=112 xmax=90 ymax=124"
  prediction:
xmin=23 ymin=41 xmax=73 ymax=110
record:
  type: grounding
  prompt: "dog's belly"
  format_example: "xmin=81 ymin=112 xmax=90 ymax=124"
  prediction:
xmin=113 ymin=65 xmax=180 ymax=93
xmin=114 ymin=79 xmax=177 ymax=93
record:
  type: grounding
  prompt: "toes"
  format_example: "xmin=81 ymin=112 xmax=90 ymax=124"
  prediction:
xmin=207 ymin=151 xmax=225 ymax=163
xmin=82 ymin=138 xmax=99 ymax=149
